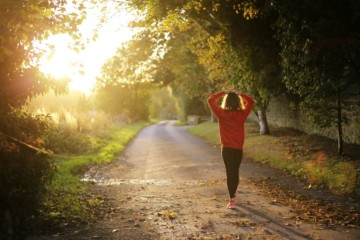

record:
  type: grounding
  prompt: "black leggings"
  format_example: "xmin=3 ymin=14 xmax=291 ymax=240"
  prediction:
xmin=221 ymin=147 xmax=243 ymax=199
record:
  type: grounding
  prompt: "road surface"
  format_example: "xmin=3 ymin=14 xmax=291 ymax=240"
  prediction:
xmin=39 ymin=121 xmax=360 ymax=240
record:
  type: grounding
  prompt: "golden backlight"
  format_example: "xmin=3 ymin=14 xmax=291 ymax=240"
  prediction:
xmin=38 ymin=2 xmax=137 ymax=95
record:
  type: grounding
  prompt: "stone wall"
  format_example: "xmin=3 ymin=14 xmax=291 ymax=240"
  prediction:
xmin=250 ymin=95 xmax=360 ymax=144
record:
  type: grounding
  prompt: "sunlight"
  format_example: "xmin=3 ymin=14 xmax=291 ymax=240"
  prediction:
xmin=37 ymin=2 xmax=138 ymax=95
xmin=38 ymin=34 xmax=78 ymax=78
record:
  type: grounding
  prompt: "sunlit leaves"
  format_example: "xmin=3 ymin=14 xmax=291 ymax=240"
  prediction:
xmin=95 ymin=31 xmax=157 ymax=122
xmin=162 ymin=10 xmax=191 ymax=33
xmin=189 ymin=32 xmax=233 ymax=90
xmin=98 ymin=31 xmax=156 ymax=88
xmin=0 ymin=0 xmax=86 ymax=110
xmin=158 ymin=32 xmax=208 ymax=95
xmin=233 ymin=0 xmax=259 ymax=19
xmin=125 ymin=0 xmax=282 ymax=131
xmin=0 ymin=2 xmax=87 ymax=233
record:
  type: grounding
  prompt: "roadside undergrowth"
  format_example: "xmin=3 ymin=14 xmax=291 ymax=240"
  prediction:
xmin=38 ymin=123 xmax=147 ymax=231
xmin=189 ymin=121 xmax=360 ymax=197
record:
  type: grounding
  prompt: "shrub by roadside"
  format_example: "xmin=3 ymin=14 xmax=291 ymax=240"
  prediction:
xmin=35 ymin=123 xmax=148 ymax=235
xmin=0 ymin=110 xmax=55 ymax=240
xmin=188 ymin=121 xmax=360 ymax=197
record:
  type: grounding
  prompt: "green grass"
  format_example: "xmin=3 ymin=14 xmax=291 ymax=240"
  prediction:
xmin=188 ymin=121 xmax=221 ymax=146
xmin=41 ymin=123 xmax=147 ymax=226
xmin=189 ymin=121 xmax=301 ymax=174
xmin=189 ymin=121 xmax=360 ymax=196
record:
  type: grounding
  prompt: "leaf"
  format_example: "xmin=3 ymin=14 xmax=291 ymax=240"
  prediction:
xmin=161 ymin=210 xmax=177 ymax=220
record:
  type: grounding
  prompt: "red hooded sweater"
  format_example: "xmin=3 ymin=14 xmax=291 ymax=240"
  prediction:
xmin=207 ymin=91 xmax=254 ymax=150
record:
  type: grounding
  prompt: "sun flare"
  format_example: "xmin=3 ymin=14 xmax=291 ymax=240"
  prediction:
xmin=38 ymin=34 xmax=79 ymax=78
xmin=37 ymin=2 xmax=137 ymax=95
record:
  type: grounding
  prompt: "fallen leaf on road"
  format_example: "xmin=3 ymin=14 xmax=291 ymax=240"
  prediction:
xmin=252 ymin=179 xmax=360 ymax=228
xmin=200 ymin=220 xmax=214 ymax=229
xmin=161 ymin=210 xmax=177 ymax=220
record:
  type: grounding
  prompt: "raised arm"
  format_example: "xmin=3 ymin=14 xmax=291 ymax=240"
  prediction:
xmin=207 ymin=91 xmax=226 ymax=118
xmin=239 ymin=93 xmax=255 ymax=119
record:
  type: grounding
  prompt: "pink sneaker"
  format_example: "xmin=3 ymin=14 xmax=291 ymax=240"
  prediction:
xmin=227 ymin=197 xmax=236 ymax=209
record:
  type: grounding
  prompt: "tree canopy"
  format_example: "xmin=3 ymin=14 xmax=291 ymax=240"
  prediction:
xmin=119 ymin=0 xmax=360 ymax=153
xmin=124 ymin=0 xmax=286 ymax=133
xmin=95 ymin=32 xmax=157 ymax=122
xmin=275 ymin=0 xmax=360 ymax=153
xmin=0 ymin=0 xmax=85 ymax=111
xmin=1 ymin=1 xmax=86 ymax=236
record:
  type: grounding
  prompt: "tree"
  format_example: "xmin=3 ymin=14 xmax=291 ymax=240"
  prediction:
xmin=275 ymin=0 xmax=360 ymax=154
xmin=152 ymin=32 xmax=211 ymax=121
xmin=127 ymin=0 xmax=285 ymax=134
xmin=95 ymin=33 xmax=156 ymax=122
xmin=189 ymin=29 xmax=282 ymax=134
xmin=96 ymin=83 xmax=151 ymax=123
xmin=191 ymin=0 xmax=284 ymax=135
xmin=0 ymin=0 xmax=85 ymax=110
xmin=0 ymin=1 xmax=85 ymax=236
xmin=149 ymin=87 xmax=178 ymax=120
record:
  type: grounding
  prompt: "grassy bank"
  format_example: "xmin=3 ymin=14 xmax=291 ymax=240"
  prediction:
xmin=40 ymin=123 xmax=148 ymax=228
xmin=189 ymin=121 xmax=360 ymax=197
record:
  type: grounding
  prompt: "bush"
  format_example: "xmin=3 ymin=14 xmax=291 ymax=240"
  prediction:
xmin=0 ymin=109 xmax=56 ymax=239
xmin=46 ymin=127 xmax=96 ymax=154
xmin=0 ymin=148 xmax=54 ymax=239
xmin=325 ymin=162 xmax=358 ymax=194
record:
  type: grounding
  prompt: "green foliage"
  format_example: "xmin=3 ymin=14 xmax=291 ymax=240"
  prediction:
xmin=0 ymin=149 xmax=54 ymax=238
xmin=0 ymin=109 xmax=56 ymax=239
xmin=147 ymin=31 xmax=211 ymax=120
xmin=95 ymin=84 xmax=151 ymax=123
xmin=27 ymin=91 xmax=105 ymax=154
xmin=126 ymin=0 xmax=284 ymax=134
xmin=150 ymin=87 xmax=179 ymax=120
xmin=0 ymin=2 xmax=85 ymax=235
xmin=188 ymin=121 xmax=220 ymax=146
xmin=302 ymin=158 xmax=359 ymax=194
xmin=275 ymin=0 xmax=360 ymax=153
xmin=47 ymin=128 xmax=96 ymax=154
xmin=95 ymin=126 xmax=142 ymax=164
xmin=173 ymin=90 xmax=209 ymax=122
xmin=0 ymin=0 xmax=85 ymax=110
xmin=324 ymin=162 xmax=357 ymax=194
xmin=96 ymin=35 xmax=156 ymax=122
xmin=159 ymin=32 xmax=210 ymax=97
xmin=97 ymin=31 xmax=157 ymax=87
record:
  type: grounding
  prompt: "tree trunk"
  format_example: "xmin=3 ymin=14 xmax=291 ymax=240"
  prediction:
xmin=336 ymin=93 xmax=343 ymax=155
xmin=210 ymin=114 xmax=216 ymax=122
xmin=257 ymin=109 xmax=270 ymax=135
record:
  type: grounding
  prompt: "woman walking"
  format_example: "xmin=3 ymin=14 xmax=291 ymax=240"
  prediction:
xmin=207 ymin=90 xmax=254 ymax=208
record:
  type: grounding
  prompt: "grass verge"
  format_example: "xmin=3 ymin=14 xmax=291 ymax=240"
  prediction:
xmin=189 ymin=121 xmax=360 ymax=196
xmin=39 ymin=123 xmax=147 ymax=229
